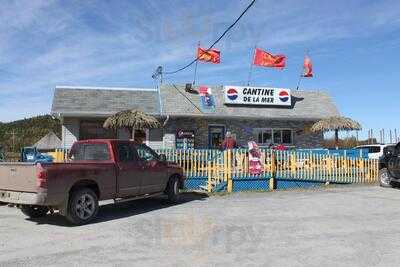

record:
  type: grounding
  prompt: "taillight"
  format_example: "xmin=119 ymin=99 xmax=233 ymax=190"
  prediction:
xmin=37 ymin=166 xmax=48 ymax=188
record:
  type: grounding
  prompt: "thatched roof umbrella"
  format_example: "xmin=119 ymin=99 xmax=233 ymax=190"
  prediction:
xmin=103 ymin=109 xmax=160 ymax=139
xmin=311 ymin=116 xmax=362 ymax=146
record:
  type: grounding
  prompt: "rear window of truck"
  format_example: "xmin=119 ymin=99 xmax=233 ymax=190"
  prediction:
xmin=70 ymin=143 xmax=110 ymax=161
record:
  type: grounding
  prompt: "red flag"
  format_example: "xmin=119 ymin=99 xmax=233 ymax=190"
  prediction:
xmin=197 ymin=47 xmax=220 ymax=64
xmin=253 ymin=48 xmax=286 ymax=68
xmin=303 ymin=56 xmax=313 ymax=77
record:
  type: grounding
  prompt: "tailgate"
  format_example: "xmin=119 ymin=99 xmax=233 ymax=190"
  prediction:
xmin=0 ymin=163 xmax=38 ymax=192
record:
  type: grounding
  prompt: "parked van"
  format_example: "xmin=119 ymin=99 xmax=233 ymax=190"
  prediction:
xmin=354 ymin=144 xmax=395 ymax=160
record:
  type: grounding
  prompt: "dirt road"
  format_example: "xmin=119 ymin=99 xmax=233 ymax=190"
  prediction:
xmin=1 ymin=185 xmax=400 ymax=266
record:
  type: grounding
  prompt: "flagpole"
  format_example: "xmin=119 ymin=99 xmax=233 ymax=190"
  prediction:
xmin=296 ymin=50 xmax=310 ymax=90
xmin=295 ymin=73 xmax=303 ymax=90
xmin=247 ymin=45 xmax=256 ymax=86
xmin=193 ymin=41 xmax=200 ymax=85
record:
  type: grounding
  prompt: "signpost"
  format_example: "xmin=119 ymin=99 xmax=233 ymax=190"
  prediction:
xmin=224 ymin=86 xmax=291 ymax=106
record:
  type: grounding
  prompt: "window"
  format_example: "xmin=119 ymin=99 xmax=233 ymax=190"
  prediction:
xmin=254 ymin=129 xmax=293 ymax=145
xmin=273 ymin=130 xmax=282 ymax=144
xmin=357 ymin=146 xmax=381 ymax=154
xmin=117 ymin=143 xmax=138 ymax=162
xmin=395 ymin=143 xmax=400 ymax=155
xmin=282 ymin=130 xmax=292 ymax=144
xmin=135 ymin=144 xmax=159 ymax=161
xmin=257 ymin=130 xmax=272 ymax=144
xmin=70 ymin=143 xmax=110 ymax=161
xmin=369 ymin=146 xmax=381 ymax=153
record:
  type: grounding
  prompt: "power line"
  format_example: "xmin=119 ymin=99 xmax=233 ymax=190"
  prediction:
xmin=162 ymin=0 xmax=257 ymax=75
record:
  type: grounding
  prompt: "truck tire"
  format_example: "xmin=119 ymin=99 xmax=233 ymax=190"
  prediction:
xmin=20 ymin=205 xmax=49 ymax=218
xmin=66 ymin=188 xmax=99 ymax=225
xmin=166 ymin=176 xmax=180 ymax=203
xmin=379 ymin=168 xmax=392 ymax=188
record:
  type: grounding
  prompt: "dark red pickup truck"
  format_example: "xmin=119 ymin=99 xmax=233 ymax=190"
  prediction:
xmin=0 ymin=140 xmax=184 ymax=225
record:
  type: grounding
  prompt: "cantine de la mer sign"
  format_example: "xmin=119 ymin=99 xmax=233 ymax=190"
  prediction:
xmin=224 ymin=86 xmax=291 ymax=106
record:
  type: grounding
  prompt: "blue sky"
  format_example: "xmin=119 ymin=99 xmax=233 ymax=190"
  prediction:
xmin=0 ymin=0 xmax=399 ymax=139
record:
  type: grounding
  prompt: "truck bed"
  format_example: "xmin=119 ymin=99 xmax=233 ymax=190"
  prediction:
xmin=0 ymin=162 xmax=38 ymax=193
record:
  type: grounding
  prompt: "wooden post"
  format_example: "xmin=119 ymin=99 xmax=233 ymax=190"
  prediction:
xmin=227 ymin=149 xmax=233 ymax=193
xmin=270 ymin=152 xmax=277 ymax=190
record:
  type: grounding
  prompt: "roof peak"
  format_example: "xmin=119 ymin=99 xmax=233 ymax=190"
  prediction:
xmin=55 ymin=85 xmax=157 ymax=92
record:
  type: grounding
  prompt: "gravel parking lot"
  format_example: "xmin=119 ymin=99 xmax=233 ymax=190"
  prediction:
xmin=1 ymin=185 xmax=400 ymax=266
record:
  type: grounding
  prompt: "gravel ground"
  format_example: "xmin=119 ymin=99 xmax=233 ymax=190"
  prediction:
xmin=1 ymin=185 xmax=400 ymax=267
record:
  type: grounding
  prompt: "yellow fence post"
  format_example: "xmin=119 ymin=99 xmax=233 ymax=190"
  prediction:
xmin=227 ymin=149 xmax=233 ymax=193
xmin=207 ymin=160 xmax=212 ymax=193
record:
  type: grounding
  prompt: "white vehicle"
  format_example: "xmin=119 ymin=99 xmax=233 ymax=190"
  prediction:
xmin=354 ymin=144 xmax=394 ymax=159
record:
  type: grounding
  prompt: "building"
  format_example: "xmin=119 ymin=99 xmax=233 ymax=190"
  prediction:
xmin=33 ymin=131 xmax=62 ymax=152
xmin=51 ymin=84 xmax=339 ymax=149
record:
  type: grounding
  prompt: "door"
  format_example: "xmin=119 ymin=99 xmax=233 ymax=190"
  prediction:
xmin=208 ymin=125 xmax=225 ymax=149
xmin=116 ymin=142 xmax=144 ymax=197
xmin=135 ymin=144 xmax=167 ymax=194
xmin=389 ymin=144 xmax=400 ymax=178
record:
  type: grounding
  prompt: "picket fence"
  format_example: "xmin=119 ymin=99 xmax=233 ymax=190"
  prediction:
xmin=156 ymin=148 xmax=379 ymax=192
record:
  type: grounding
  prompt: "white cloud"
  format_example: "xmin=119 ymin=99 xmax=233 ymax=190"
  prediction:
xmin=0 ymin=0 xmax=399 ymax=121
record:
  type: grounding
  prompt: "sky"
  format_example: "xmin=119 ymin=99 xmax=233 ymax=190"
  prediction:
xmin=0 ymin=0 xmax=399 ymax=139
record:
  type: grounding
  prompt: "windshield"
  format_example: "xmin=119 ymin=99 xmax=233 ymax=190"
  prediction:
xmin=70 ymin=143 xmax=110 ymax=161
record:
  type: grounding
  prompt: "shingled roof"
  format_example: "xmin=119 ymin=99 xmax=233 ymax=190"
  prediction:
xmin=51 ymin=84 xmax=339 ymax=120
xmin=51 ymin=86 xmax=159 ymax=117
xmin=159 ymin=84 xmax=339 ymax=120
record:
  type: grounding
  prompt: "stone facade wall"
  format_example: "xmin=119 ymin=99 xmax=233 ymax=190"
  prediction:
xmin=162 ymin=117 xmax=323 ymax=149
xmin=61 ymin=116 xmax=324 ymax=149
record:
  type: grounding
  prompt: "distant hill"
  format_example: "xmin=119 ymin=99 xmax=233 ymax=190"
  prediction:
xmin=0 ymin=115 xmax=61 ymax=152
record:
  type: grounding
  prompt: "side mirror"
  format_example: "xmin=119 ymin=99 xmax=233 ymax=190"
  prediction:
xmin=159 ymin=154 xmax=167 ymax=162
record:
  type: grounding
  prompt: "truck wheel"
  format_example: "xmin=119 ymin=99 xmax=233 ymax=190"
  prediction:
xmin=20 ymin=205 xmax=49 ymax=218
xmin=166 ymin=176 xmax=180 ymax=203
xmin=379 ymin=168 xmax=392 ymax=188
xmin=66 ymin=188 xmax=99 ymax=225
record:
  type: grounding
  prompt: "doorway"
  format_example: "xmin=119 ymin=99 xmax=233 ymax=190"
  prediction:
xmin=208 ymin=125 xmax=225 ymax=149
xmin=133 ymin=130 xmax=146 ymax=144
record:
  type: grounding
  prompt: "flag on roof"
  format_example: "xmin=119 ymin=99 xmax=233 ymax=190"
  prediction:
xmin=253 ymin=48 xmax=286 ymax=68
xmin=302 ymin=56 xmax=313 ymax=77
xmin=197 ymin=47 xmax=221 ymax=64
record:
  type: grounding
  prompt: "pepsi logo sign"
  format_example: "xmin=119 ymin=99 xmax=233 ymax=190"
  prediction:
xmin=227 ymin=88 xmax=238 ymax=101
xmin=224 ymin=86 xmax=291 ymax=106
xmin=279 ymin=90 xmax=289 ymax=102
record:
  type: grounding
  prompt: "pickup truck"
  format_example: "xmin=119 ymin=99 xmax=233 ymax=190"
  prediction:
xmin=379 ymin=143 xmax=400 ymax=187
xmin=0 ymin=139 xmax=184 ymax=225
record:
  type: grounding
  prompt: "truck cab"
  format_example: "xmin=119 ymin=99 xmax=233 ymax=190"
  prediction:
xmin=21 ymin=147 xmax=53 ymax=163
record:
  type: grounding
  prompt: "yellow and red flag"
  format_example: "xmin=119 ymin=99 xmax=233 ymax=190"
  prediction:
xmin=302 ymin=56 xmax=313 ymax=77
xmin=197 ymin=47 xmax=220 ymax=64
xmin=253 ymin=48 xmax=286 ymax=68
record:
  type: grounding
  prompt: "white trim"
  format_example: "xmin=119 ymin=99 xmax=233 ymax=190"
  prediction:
xmin=145 ymin=129 xmax=149 ymax=146
xmin=55 ymin=85 xmax=157 ymax=91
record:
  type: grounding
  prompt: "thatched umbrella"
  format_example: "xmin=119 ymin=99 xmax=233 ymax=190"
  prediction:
xmin=311 ymin=116 xmax=362 ymax=145
xmin=103 ymin=109 xmax=160 ymax=139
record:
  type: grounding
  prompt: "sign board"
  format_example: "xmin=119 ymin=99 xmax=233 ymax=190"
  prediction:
xmin=176 ymin=129 xmax=195 ymax=149
xmin=224 ymin=86 xmax=291 ymax=106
